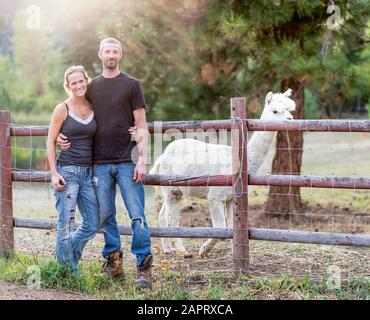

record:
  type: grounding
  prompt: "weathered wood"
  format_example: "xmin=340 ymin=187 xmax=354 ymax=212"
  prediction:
xmin=10 ymin=119 xmax=370 ymax=137
xmin=10 ymin=126 xmax=48 ymax=137
xmin=0 ymin=111 xmax=14 ymax=256
xmin=12 ymin=171 xmax=234 ymax=186
xmin=13 ymin=218 xmax=370 ymax=247
xmin=13 ymin=218 xmax=232 ymax=238
xmin=143 ymin=174 xmax=233 ymax=186
xmin=12 ymin=170 xmax=51 ymax=183
xmin=247 ymin=119 xmax=370 ymax=132
xmin=151 ymin=120 xmax=232 ymax=132
xmin=15 ymin=218 xmax=56 ymax=230
xmin=250 ymin=228 xmax=370 ymax=247
xmin=249 ymin=174 xmax=370 ymax=189
xmin=11 ymin=120 xmax=233 ymax=136
xmin=7 ymin=109 xmax=370 ymax=269
xmin=11 ymin=171 xmax=370 ymax=189
xmin=231 ymin=97 xmax=249 ymax=274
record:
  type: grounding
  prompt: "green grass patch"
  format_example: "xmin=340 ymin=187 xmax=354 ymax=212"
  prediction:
xmin=242 ymin=272 xmax=370 ymax=300
xmin=0 ymin=251 xmax=368 ymax=300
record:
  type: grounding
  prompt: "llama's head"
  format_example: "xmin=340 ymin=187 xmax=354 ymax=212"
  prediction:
xmin=263 ymin=88 xmax=296 ymax=120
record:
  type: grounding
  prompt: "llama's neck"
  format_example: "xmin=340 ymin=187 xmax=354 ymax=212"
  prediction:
xmin=247 ymin=107 xmax=277 ymax=173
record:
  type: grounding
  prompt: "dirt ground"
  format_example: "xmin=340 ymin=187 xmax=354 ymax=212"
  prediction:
xmin=168 ymin=202 xmax=369 ymax=280
xmin=2 ymin=201 xmax=369 ymax=300
xmin=0 ymin=280 xmax=96 ymax=300
xmin=179 ymin=201 xmax=370 ymax=234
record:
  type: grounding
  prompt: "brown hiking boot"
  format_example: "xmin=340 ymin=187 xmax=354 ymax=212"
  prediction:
xmin=135 ymin=255 xmax=153 ymax=289
xmin=102 ymin=250 xmax=124 ymax=280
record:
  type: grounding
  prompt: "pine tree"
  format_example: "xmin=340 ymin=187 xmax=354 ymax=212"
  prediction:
xmin=100 ymin=0 xmax=227 ymax=121
xmin=105 ymin=0 xmax=369 ymax=215
xmin=198 ymin=0 xmax=369 ymax=215
xmin=61 ymin=0 xmax=115 ymax=76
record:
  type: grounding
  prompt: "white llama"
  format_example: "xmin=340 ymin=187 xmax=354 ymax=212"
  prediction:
xmin=150 ymin=89 xmax=296 ymax=257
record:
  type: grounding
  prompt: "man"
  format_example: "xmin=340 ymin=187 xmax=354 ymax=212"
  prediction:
xmin=58 ymin=37 xmax=152 ymax=289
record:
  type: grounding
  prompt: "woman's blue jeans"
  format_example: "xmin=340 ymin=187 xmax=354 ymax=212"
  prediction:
xmin=93 ymin=162 xmax=151 ymax=266
xmin=54 ymin=165 xmax=100 ymax=271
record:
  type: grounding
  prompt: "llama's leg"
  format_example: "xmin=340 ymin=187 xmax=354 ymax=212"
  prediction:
xmin=165 ymin=190 xmax=187 ymax=254
xmin=226 ymin=199 xmax=233 ymax=229
xmin=199 ymin=197 xmax=226 ymax=257
xmin=159 ymin=202 xmax=173 ymax=253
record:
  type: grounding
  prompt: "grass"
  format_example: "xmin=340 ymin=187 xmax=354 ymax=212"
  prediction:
xmin=236 ymin=273 xmax=369 ymax=300
xmin=0 ymin=251 xmax=198 ymax=300
xmin=0 ymin=250 xmax=368 ymax=300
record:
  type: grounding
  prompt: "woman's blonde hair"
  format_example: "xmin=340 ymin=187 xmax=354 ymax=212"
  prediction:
xmin=63 ymin=65 xmax=91 ymax=95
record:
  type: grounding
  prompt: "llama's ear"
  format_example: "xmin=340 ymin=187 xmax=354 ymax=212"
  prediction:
xmin=283 ymin=88 xmax=293 ymax=97
xmin=265 ymin=91 xmax=273 ymax=105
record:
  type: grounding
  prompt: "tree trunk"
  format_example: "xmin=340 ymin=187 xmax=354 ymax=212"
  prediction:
xmin=265 ymin=78 xmax=304 ymax=219
xmin=324 ymin=103 xmax=332 ymax=118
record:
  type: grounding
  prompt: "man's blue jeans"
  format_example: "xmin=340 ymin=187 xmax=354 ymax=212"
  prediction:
xmin=54 ymin=165 xmax=100 ymax=271
xmin=93 ymin=162 xmax=151 ymax=266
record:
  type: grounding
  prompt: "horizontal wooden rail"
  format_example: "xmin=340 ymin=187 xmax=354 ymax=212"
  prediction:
xmin=10 ymin=120 xmax=232 ymax=136
xmin=247 ymin=119 xmax=370 ymax=132
xmin=13 ymin=218 xmax=231 ymax=239
xmin=13 ymin=218 xmax=370 ymax=247
xmin=143 ymin=174 xmax=233 ymax=186
xmin=11 ymin=171 xmax=234 ymax=186
xmin=249 ymin=174 xmax=370 ymax=189
xmin=12 ymin=170 xmax=51 ymax=182
xmin=12 ymin=171 xmax=370 ymax=189
xmin=10 ymin=119 xmax=370 ymax=136
xmin=10 ymin=126 xmax=48 ymax=137
xmin=249 ymin=228 xmax=370 ymax=247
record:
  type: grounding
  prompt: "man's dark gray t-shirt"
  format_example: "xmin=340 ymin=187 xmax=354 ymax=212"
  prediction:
xmin=86 ymin=72 xmax=145 ymax=164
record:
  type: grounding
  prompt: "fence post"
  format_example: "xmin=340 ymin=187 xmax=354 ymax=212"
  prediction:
xmin=231 ymin=98 xmax=249 ymax=274
xmin=0 ymin=111 xmax=14 ymax=256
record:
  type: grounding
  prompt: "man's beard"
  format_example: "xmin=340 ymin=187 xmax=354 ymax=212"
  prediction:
xmin=104 ymin=60 xmax=118 ymax=69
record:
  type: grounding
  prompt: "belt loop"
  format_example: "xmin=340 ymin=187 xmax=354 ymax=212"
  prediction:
xmin=87 ymin=167 xmax=90 ymax=175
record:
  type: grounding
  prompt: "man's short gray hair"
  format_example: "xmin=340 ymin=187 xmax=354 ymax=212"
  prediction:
xmin=99 ymin=37 xmax=122 ymax=53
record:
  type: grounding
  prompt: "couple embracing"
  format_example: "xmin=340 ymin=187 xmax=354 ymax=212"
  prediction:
xmin=47 ymin=37 xmax=152 ymax=289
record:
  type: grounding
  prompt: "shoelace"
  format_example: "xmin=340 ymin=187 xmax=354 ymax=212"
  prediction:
xmin=103 ymin=257 xmax=115 ymax=270
xmin=138 ymin=263 xmax=151 ymax=274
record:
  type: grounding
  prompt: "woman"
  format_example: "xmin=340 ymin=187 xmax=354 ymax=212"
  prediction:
xmin=47 ymin=65 xmax=99 ymax=273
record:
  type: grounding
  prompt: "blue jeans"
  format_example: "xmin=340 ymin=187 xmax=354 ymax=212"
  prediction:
xmin=54 ymin=165 xmax=100 ymax=271
xmin=93 ymin=162 xmax=151 ymax=266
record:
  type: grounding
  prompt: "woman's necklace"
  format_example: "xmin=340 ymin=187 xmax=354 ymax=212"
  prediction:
xmin=69 ymin=98 xmax=91 ymax=120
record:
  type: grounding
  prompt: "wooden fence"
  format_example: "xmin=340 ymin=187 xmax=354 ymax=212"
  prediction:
xmin=1 ymin=99 xmax=370 ymax=274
